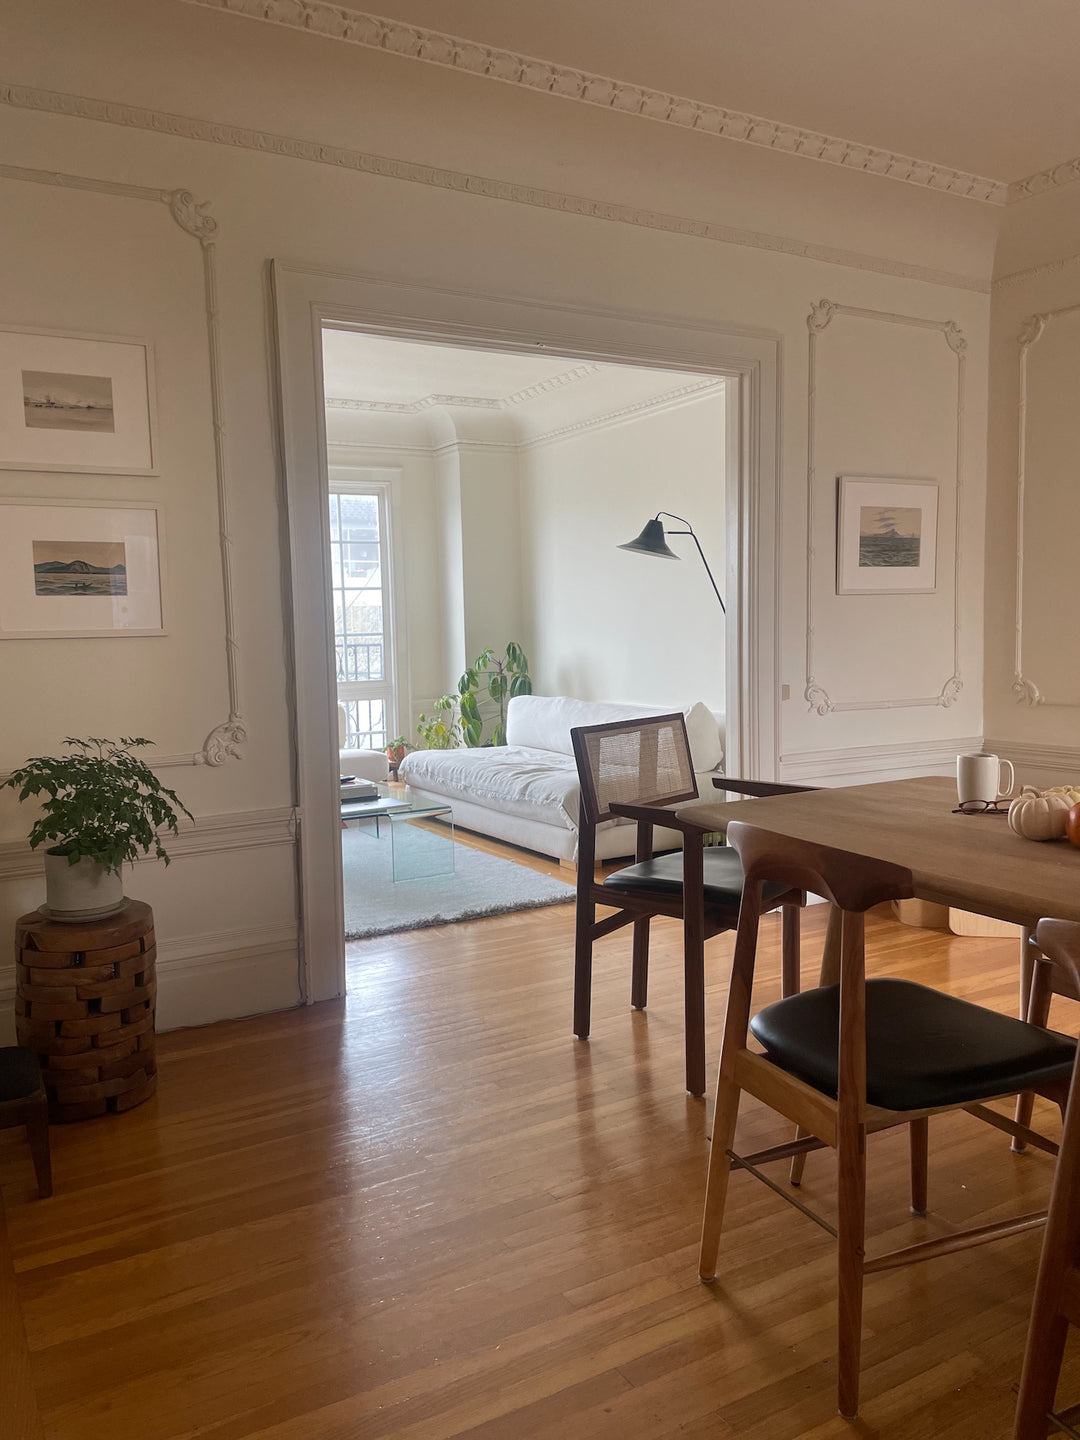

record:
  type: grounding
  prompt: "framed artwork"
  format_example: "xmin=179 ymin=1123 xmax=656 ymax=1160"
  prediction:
xmin=836 ymin=476 xmax=939 ymax=595
xmin=0 ymin=327 xmax=156 ymax=474
xmin=0 ymin=499 xmax=165 ymax=638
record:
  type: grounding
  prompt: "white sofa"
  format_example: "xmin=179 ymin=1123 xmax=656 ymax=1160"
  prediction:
xmin=397 ymin=694 xmax=724 ymax=863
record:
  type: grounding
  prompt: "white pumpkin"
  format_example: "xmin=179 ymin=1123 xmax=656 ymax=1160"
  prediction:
xmin=1044 ymin=785 xmax=1080 ymax=806
xmin=1008 ymin=786 xmax=1072 ymax=841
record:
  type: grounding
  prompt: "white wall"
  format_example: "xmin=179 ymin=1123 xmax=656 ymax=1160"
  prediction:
xmin=520 ymin=390 xmax=726 ymax=711
xmin=0 ymin=0 xmax=998 ymax=1033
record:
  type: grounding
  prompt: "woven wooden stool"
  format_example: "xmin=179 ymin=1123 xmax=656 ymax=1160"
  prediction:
xmin=14 ymin=900 xmax=157 ymax=1123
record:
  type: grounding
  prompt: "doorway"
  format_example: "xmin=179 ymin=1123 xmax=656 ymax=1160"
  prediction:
xmin=273 ymin=263 xmax=780 ymax=1003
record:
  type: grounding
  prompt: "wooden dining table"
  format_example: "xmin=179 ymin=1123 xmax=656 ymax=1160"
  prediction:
xmin=681 ymin=775 xmax=1080 ymax=932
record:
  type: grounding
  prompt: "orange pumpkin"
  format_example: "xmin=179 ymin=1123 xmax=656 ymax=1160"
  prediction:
xmin=1067 ymin=802 xmax=1080 ymax=848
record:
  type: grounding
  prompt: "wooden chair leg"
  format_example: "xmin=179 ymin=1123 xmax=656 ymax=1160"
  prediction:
xmin=573 ymin=909 xmax=594 ymax=1040
xmin=909 ymin=1116 xmax=928 ymax=1215
xmin=630 ymin=917 xmax=650 ymax=1010
xmin=25 ymin=1099 xmax=52 ymax=1200
xmin=682 ymin=835 xmax=707 ymax=1098
xmin=700 ymin=896 xmax=762 ymax=1279
xmin=698 ymin=1071 xmax=741 ymax=1280
xmin=836 ymin=1127 xmax=868 ymax=1418
xmin=780 ymin=903 xmax=801 ymax=998
xmin=791 ymin=905 xmax=845 ymax=1187
xmin=1013 ymin=1313 xmax=1070 ymax=1440
xmin=1014 ymin=955 xmax=1053 ymax=1152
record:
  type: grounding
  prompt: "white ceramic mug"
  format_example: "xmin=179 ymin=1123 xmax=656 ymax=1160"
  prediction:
xmin=956 ymin=752 xmax=1015 ymax=806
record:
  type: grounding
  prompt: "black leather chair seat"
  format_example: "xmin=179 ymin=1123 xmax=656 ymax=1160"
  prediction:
xmin=603 ymin=847 xmax=790 ymax=908
xmin=750 ymin=978 xmax=1077 ymax=1112
xmin=0 ymin=1046 xmax=43 ymax=1104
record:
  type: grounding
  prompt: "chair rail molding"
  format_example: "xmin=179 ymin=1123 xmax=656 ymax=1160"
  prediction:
xmin=0 ymin=162 xmax=245 ymax=767
xmin=0 ymin=84 xmax=988 ymax=295
xmin=1014 ymin=303 xmax=1080 ymax=708
xmin=803 ymin=298 xmax=966 ymax=715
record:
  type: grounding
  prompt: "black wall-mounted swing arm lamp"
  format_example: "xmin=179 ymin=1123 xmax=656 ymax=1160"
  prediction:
xmin=617 ymin=511 xmax=726 ymax=613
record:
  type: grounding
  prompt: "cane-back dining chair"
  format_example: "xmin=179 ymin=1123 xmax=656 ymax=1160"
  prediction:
xmin=1013 ymin=919 xmax=1080 ymax=1440
xmin=570 ymin=712 xmax=809 ymax=1097
xmin=699 ymin=823 xmax=1077 ymax=1419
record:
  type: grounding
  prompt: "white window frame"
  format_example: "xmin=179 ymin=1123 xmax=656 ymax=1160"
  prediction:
xmin=327 ymin=468 xmax=405 ymax=750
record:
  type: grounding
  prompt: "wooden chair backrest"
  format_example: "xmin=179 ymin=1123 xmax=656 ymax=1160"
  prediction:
xmin=725 ymin=821 xmax=915 ymax=913
xmin=571 ymin=713 xmax=698 ymax=827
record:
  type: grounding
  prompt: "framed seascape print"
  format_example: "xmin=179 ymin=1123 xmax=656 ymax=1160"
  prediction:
xmin=0 ymin=499 xmax=165 ymax=638
xmin=836 ymin=476 xmax=939 ymax=595
xmin=0 ymin=327 xmax=156 ymax=474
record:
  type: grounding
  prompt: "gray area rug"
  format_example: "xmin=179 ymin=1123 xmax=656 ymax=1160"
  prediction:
xmin=342 ymin=823 xmax=575 ymax=939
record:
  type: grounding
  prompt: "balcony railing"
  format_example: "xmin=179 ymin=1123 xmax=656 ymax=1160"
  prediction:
xmin=336 ymin=638 xmax=383 ymax=683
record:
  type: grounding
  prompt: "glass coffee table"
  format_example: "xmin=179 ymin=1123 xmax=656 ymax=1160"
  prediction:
xmin=340 ymin=781 xmax=455 ymax=881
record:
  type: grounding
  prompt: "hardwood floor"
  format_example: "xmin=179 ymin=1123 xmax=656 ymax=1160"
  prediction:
xmin=3 ymin=844 xmax=1080 ymax=1439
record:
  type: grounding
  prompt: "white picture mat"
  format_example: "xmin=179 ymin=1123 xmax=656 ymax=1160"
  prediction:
xmin=0 ymin=500 xmax=164 ymax=636
xmin=836 ymin=475 xmax=939 ymax=594
xmin=0 ymin=328 xmax=156 ymax=473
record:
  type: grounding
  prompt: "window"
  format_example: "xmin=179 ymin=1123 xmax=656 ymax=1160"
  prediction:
xmin=328 ymin=486 xmax=395 ymax=751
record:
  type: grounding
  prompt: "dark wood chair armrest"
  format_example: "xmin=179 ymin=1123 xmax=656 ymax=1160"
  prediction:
xmin=711 ymin=776 xmax=819 ymax=798
xmin=609 ymin=801 xmax=712 ymax=836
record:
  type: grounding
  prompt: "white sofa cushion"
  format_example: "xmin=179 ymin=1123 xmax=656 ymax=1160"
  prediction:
xmin=505 ymin=694 xmax=723 ymax=772
xmin=401 ymin=744 xmax=583 ymax=831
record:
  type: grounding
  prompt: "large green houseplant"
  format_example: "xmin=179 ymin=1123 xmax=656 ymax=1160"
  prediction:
xmin=458 ymin=642 xmax=532 ymax=746
xmin=2 ymin=737 xmax=193 ymax=920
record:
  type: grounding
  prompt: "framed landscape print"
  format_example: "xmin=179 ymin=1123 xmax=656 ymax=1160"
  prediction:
xmin=836 ymin=476 xmax=939 ymax=595
xmin=0 ymin=327 xmax=156 ymax=474
xmin=0 ymin=499 xmax=164 ymax=638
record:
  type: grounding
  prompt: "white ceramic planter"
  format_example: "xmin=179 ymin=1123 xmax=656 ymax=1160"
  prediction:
xmin=43 ymin=851 xmax=125 ymax=921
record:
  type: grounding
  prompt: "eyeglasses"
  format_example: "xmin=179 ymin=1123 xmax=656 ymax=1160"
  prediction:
xmin=952 ymin=799 xmax=1009 ymax=815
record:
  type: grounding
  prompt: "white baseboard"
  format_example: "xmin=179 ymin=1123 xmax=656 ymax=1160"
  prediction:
xmin=0 ymin=923 xmax=301 ymax=1044
xmin=779 ymin=736 xmax=983 ymax=785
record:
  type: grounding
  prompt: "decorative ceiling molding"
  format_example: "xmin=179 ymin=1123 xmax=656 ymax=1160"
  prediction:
xmin=1008 ymin=156 xmax=1080 ymax=204
xmin=524 ymin=378 xmax=722 ymax=447
xmin=180 ymin=0 xmax=1008 ymax=206
xmin=0 ymin=160 xmax=245 ymax=768
xmin=803 ymin=299 xmax=966 ymax=716
xmin=324 ymin=362 xmax=601 ymax=414
xmin=0 ymin=83 xmax=989 ymax=294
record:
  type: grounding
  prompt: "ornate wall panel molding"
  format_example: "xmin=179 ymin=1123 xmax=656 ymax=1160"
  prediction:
xmin=0 ymin=83 xmax=989 ymax=293
xmin=0 ymin=161 xmax=245 ymax=766
xmin=1013 ymin=301 xmax=1080 ymax=707
xmin=804 ymin=299 xmax=966 ymax=714
xmin=179 ymin=0 xmax=1007 ymax=205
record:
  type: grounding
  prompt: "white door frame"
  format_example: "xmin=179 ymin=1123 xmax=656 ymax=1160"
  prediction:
xmin=271 ymin=261 xmax=781 ymax=1003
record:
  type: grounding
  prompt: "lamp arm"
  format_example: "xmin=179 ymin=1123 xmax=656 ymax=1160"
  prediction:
xmin=655 ymin=511 xmax=726 ymax=614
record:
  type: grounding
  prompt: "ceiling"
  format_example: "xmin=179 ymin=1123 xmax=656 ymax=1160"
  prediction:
xmin=317 ymin=0 xmax=1080 ymax=183
xmin=321 ymin=328 xmax=721 ymax=439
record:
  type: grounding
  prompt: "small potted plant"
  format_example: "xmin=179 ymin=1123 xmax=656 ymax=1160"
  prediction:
xmin=384 ymin=735 xmax=413 ymax=778
xmin=2 ymin=736 xmax=193 ymax=921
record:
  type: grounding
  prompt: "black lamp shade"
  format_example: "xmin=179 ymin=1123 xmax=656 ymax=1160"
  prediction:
xmin=617 ymin=518 xmax=679 ymax=560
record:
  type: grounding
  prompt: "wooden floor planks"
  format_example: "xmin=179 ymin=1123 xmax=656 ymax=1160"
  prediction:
xmin=3 ymin=842 xmax=1080 ymax=1438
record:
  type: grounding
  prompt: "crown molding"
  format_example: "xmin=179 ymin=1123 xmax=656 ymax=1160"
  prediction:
xmin=0 ymin=83 xmax=990 ymax=294
xmin=179 ymin=0 xmax=1007 ymax=206
xmin=1008 ymin=157 xmax=1080 ymax=204
xmin=523 ymin=377 xmax=722 ymax=447
xmin=323 ymin=361 xmax=601 ymax=414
